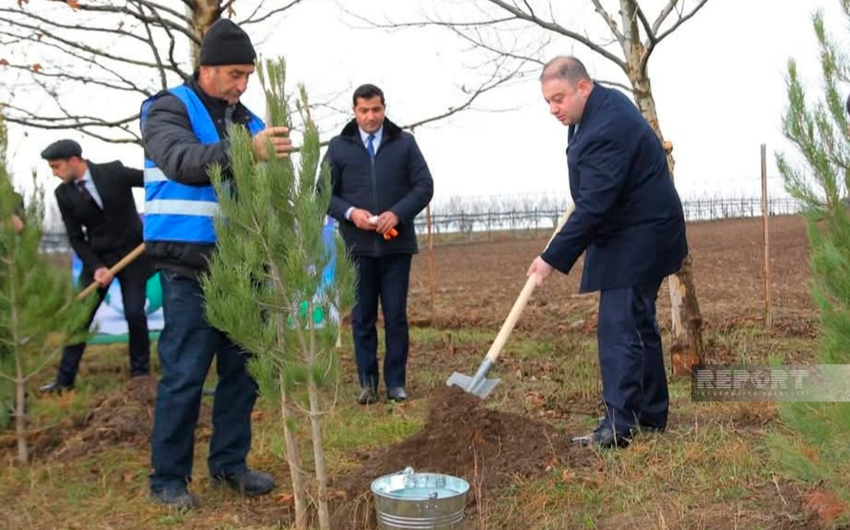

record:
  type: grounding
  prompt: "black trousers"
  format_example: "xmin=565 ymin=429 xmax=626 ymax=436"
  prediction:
xmin=351 ymin=253 xmax=412 ymax=389
xmin=55 ymin=259 xmax=152 ymax=386
xmin=596 ymin=279 xmax=669 ymax=434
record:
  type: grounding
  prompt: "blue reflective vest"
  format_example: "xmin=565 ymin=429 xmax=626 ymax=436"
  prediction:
xmin=140 ymin=85 xmax=264 ymax=244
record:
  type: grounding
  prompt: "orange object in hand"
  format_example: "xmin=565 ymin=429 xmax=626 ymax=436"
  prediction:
xmin=383 ymin=228 xmax=398 ymax=241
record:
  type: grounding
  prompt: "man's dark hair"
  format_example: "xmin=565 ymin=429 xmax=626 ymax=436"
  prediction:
xmin=846 ymin=93 xmax=850 ymax=117
xmin=540 ymin=56 xmax=592 ymax=85
xmin=353 ymin=84 xmax=385 ymax=106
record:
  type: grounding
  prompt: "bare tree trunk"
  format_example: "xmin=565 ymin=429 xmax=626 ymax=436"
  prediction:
xmin=306 ymin=302 xmax=331 ymax=530
xmin=279 ymin=372 xmax=308 ymax=529
xmin=307 ymin=380 xmax=330 ymax=529
xmin=9 ymin=255 xmax=27 ymax=464
xmin=614 ymin=2 xmax=704 ymax=375
xmin=188 ymin=0 xmax=223 ymax=68
xmin=630 ymin=73 xmax=704 ymax=375
xmin=14 ymin=365 xmax=27 ymax=464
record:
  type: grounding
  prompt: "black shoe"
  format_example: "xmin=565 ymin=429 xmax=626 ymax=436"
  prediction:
xmin=572 ymin=423 xmax=633 ymax=449
xmin=38 ymin=381 xmax=73 ymax=394
xmin=150 ymin=484 xmax=200 ymax=509
xmin=213 ymin=469 xmax=274 ymax=497
xmin=637 ymin=423 xmax=666 ymax=434
xmin=387 ymin=387 xmax=407 ymax=402
xmin=358 ymin=385 xmax=379 ymax=405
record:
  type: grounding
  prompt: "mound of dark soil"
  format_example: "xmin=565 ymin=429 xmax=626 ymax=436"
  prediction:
xmin=54 ymin=375 xmax=158 ymax=459
xmin=331 ymin=385 xmax=596 ymax=529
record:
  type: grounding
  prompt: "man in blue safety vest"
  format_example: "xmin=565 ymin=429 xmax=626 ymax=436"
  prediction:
xmin=141 ymin=19 xmax=291 ymax=508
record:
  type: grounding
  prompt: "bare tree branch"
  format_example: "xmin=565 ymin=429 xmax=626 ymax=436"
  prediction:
xmin=634 ymin=0 xmax=710 ymax=76
xmin=400 ymin=61 xmax=527 ymax=130
xmin=239 ymin=0 xmax=305 ymax=25
xmin=654 ymin=0 xmax=710 ymax=44
xmin=0 ymin=16 xmax=180 ymax=71
xmin=4 ymin=104 xmax=139 ymax=132
xmin=589 ymin=0 xmax=624 ymax=47
xmin=652 ymin=0 xmax=680 ymax=35
xmin=41 ymin=0 xmax=200 ymax=44
xmin=133 ymin=1 xmax=168 ymax=90
xmin=629 ymin=1 xmax=655 ymax=45
xmin=238 ymin=0 xmax=268 ymax=24
xmin=345 ymin=14 xmax=518 ymax=32
xmin=595 ymin=78 xmax=633 ymax=92
xmin=449 ymin=25 xmax=546 ymax=67
xmin=0 ymin=7 xmax=149 ymax=45
xmin=483 ymin=0 xmax=627 ymax=72
xmin=49 ymin=0 xmax=195 ymax=27
xmin=0 ymin=28 xmax=154 ymax=96
xmin=0 ymin=60 xmax=146 ymax=94
xmin=145 ymin=3 xmax=192 ymax=80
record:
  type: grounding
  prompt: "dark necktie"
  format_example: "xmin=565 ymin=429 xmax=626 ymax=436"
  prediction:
xmin=367 ymin=134 xmax=376 ymax=159
xmin=76 ymin=181 xmax=100 ymax=210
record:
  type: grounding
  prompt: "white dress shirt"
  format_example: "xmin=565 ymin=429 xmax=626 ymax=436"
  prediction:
xmin=78 ymin=167 xmax=103 ymax=209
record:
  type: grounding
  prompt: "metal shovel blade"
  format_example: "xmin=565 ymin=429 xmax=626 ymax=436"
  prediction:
xmin=446 ymin=371 xmax=501 ymax=399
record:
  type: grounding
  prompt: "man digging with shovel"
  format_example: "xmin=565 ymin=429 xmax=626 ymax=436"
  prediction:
xmin=40 ymin=140 xmax=153 ymax=394
xmin=525 ymin=57 xmax=688 ymax=448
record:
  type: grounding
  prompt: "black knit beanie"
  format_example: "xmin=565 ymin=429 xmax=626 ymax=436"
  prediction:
xmin=199 ymin=19 xmax=256 ymax=66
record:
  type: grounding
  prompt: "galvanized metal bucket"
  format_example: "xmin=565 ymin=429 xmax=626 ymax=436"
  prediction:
xmin=371 ymin=467 xmax=470 ymax=530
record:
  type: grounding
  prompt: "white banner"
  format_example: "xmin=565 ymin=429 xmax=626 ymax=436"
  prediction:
xmin=71 ymin=254 xmax=164 ymax=344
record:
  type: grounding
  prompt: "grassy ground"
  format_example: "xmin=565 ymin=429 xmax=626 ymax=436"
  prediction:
xmin=0 ymin=326 xmax=833 ymax=529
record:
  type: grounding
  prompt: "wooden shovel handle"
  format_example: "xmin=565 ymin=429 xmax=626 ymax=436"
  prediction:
xmin=484 ymin=203 xmax=576 ymax=363
xmin=76 ymin=243 xmax=146 ymax=301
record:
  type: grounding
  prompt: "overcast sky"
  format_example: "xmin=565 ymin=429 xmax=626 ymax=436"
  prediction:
xmin=4 ymin=0 xmax=844 ymax=225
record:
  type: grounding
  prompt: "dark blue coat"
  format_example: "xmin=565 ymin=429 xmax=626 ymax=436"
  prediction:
xmin=541 ymin=85 xmax=688 ymax=292
xmin=326 ymin=118 xmax=433 ymax=256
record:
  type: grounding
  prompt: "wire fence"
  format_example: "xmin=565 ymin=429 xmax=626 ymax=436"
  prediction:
xmin=412 ymin=196 xmax=802 ymax=239
xmin=39 ymin=196 xmax=803 ymax=253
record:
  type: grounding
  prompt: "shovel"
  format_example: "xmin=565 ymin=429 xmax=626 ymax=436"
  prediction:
xmin=76 ymin=243 xmax=146 ymax=301
xmin=446 ymin=203 xmax=576 ymax=399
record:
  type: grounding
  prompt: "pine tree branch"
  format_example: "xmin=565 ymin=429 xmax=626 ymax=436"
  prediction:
xmin=22 ymin=345 xmax=65 ymax=383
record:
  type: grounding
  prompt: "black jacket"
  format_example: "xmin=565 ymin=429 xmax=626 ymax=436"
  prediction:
xmin=540 ymin=85 xmax=688 ymax=292
xmin=55 ymin=161 xmax=152 ymax=275
xmin=141 ymin=74 xmax=256 ymax=276
xmin=325 ymin=119 xmax=433 ymax=256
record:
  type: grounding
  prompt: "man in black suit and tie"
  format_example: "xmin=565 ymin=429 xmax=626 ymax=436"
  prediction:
xmin=526 ymin=57 xmax=688 ymax=448
xmin=39 ymin=140 xmax=153 ymax=393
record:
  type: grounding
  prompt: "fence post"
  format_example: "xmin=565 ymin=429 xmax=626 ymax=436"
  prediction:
xmin=761 ymin=144 xmax=773 ymax=329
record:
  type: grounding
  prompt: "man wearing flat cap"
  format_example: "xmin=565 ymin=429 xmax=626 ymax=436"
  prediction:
xmin=142 ymin=18 xmax=291 ymax=508
xmin=40 ymin=139 xmax=153 ymax=394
